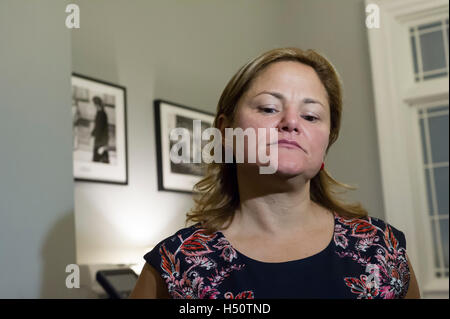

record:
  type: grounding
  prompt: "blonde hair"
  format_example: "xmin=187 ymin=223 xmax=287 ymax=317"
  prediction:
xmin=186 ymin=47 xmax=368 ymax=234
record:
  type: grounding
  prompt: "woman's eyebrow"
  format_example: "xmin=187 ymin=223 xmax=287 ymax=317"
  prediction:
xmin=253 ymin=91 xmax=325 ymax=108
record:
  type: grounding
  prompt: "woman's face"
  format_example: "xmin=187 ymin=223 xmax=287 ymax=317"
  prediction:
xmin=230 ymin=61 xmax=331 ymax=179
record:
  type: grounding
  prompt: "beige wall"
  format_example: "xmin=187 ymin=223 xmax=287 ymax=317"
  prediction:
xmin=71 ymin=0 xmax=384 ymax=267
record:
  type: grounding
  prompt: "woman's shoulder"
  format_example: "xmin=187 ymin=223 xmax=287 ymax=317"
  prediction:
xmin=146 ymin=223 xmax=201 ymax=249
xmin=144 ymin=223 xmax=223 ymax=261
xmin=333 ymin=212 xmax=411 ymax=299
xmin=334 ymin=212 xmax=407 ymax=250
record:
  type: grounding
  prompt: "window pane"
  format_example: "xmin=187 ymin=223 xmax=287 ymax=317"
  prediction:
xmin=431 ymin=220 xmax=441 ymax=269
xmin=428 ymin=112 xmax=449 ymax=163
xmin=434 ymin=166 xmax=449 ymax=216
xmin=411 ymin=19 xmax=449 ymax=82
xmin=418 ymin=21 xmax=443 ymax=31
xmin=419 ymin=117 xmax=428 ymax=164
xmin=425 ymin=168 xmax=433 ymax=215
xmin=440 ymin=219 xmax=449 ymax=269
xmin=410 ymin=35 xmax=419 ymax=75
xmin=420 ymin=29 xmax=446 ymax=72
xmin=423 ymin=72 xmax=448 ymax=80
xmin=428 ymin=105 xmax=449 ymax=114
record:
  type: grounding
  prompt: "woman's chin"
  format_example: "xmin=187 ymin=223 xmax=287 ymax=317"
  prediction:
xmin=270 ymin=164 xmax=304 ymax=178
xmin=270 ymin=160 xmax=320 ymax=178
xmin=273 ymin=170 xmax=302 ymax=179
xmin=239 ymin=161 xmax=313 ymax=179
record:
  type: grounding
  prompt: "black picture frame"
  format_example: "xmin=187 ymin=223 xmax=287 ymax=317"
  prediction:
xmin=154 ymin=99 xmax=215 ymax=193
xmin=71 ymin=73 xmax=128 ymax=185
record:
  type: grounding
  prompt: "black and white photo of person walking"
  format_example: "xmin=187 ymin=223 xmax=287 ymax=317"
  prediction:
xmin=91 ymin=96 xmax=110 ymax=163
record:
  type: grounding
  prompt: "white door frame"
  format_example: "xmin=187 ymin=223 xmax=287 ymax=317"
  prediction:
xmin=366 ymin=0 xmax=449 ymax=298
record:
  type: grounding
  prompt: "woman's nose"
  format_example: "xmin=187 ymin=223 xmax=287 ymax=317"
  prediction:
xmin=278 ymin=109 xmax=299 ymax=133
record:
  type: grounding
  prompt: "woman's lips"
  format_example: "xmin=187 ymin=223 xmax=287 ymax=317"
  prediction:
xmin=277 ymin=139 xmax=306 ymax=153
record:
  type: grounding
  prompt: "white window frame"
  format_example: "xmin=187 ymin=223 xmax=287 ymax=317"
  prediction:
xmin=366 ymin=0 xmax=449 ymax=298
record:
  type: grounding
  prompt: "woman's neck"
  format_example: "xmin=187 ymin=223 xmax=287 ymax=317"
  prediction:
xmin=232 ymin=164 xmax=323 ymax=238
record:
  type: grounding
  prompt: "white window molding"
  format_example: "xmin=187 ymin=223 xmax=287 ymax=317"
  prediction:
xmin=366 ymin=0 xmax=449 ymax=298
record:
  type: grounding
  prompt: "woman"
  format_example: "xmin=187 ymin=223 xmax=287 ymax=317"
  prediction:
xmin=130 ymin=47 xmax=420 ymax=299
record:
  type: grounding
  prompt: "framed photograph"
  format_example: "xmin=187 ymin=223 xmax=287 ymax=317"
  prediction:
xmin=154 ymin=99 xmax=215 ymax=193
xmin=71 ymin=73 xmax=128 ymax=185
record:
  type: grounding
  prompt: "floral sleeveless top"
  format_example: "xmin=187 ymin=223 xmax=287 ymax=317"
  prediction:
xmin=144 ymin=212 xmax=410 ymax=299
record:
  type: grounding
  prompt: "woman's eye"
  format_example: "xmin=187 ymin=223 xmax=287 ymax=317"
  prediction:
xmin=303 ymin=115 xmax=319 ymax=122
xmin=258 ymin=106 xmax=277 ymax=114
